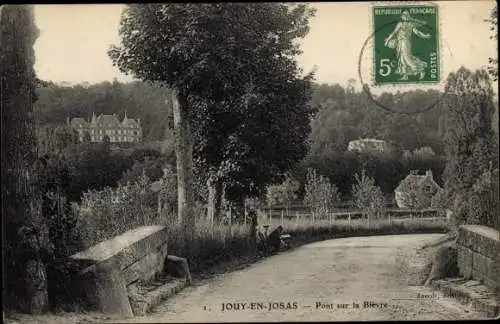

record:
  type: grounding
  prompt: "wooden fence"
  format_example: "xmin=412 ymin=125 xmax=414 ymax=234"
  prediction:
xmin=257 ymin=207 xmax=447 ymax=228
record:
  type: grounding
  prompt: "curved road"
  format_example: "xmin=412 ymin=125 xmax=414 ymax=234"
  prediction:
xmin=117 ymin=234 xmax=486 ymax=322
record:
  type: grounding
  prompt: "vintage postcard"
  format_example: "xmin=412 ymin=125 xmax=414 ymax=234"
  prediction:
xmin=1 ymin=1 xmax=498 ymax=324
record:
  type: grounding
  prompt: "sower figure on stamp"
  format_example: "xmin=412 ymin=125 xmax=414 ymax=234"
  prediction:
xmin=384 ymin=10 xmax=431 ymax=80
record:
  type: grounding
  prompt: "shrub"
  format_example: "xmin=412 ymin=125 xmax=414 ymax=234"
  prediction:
xmin=352 ymin=169 xmax=385 ymax=220
xmin=266 ymin=175 xmax=300 ymax=217
xmin=303 ymin=168 xmax=340 ymax=217
xmin=74 ymin=172 xmax=161 ymax=249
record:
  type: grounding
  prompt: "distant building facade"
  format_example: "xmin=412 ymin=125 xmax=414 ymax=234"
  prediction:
xmin=347 ymin=138 xmax=393 ymax=154
xmin=69 ymin=112 xmax=143 ymax=143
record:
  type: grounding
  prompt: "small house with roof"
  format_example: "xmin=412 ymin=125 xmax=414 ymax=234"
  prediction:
xmin=68 ymin=112 xmax=143 ymax=143
xmin=394 ymin=170 xmax=442 ymax=209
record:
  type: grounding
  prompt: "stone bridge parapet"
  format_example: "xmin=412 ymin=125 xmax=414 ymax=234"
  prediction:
xmin=69 ymin=225 xmax=169 ymax=317
xmin=456 ymin=225 xmax=499 ymax=292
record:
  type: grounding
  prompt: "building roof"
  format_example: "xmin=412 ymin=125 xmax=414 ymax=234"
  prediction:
xmin=70 ymin=113 xmax=141 ymax=128
xmin=95 ymin=114 xmax=120 ymax=125
xmin=122 ymin=116 xmax=139 ymax=126
xmin=351 ymin=138 xmax=387 ymax=143
xmin=70 ymin=117 xmax=87 ymax=126
xmin=395 ymin=170 xmax=440 ymax=193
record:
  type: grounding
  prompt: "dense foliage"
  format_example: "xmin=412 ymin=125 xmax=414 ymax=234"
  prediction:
xmin=266 ymin=176 xmax=301 ymax=217
xmin=442 ymin=67 xmax=498 ymax=226
xmin=35 ymin=80 xmax=173 ymax=142
xmin=34 ymin=80 xmax=452 ymax=204
xmin=108 ymin=4 xmax=318 ymax=232
xmin=485 ymin=5 xmax=498 ymax=81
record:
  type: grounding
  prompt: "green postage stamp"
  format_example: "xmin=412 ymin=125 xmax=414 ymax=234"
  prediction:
xmin=373 ymin=5 xmax=440 ymax=85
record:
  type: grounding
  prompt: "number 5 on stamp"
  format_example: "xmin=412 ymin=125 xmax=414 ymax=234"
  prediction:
xmin=373 ymin=5 xmax=440 ymax=85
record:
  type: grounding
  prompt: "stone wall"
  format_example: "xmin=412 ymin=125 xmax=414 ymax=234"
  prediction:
xmin=69 ymin=225 xmax=169 ymax=317
xmin=456 ymin=225 xmax=499 ymax=292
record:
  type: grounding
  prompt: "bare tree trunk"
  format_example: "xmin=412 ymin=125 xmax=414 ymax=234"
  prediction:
xmin=1 ymin=5 xmax=49 ymax=314
xmin=171 ymin=89 xmax=195 ymax=259
xmin=206 ymin=174 xmax=222 ymax=225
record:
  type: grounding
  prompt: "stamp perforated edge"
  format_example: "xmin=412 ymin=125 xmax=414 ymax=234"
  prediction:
xmin=363 ymin=1 xmax=448 ymax=91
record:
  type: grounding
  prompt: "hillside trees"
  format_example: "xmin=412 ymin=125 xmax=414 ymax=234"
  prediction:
xmin=36 ymin=124 xmax=79 ymax=157
xmin=109 ymin=4 xmax=316 ymax=235
xmin=443 ymin=67 xmax=497 ymax=225
xmin=35 ymin=80 xmax=173 ymax=142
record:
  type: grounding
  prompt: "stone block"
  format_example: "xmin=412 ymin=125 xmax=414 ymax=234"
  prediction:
xmin=485 ymin=256 xmax=500 ymax=292
xmin=456 ymin=227 xmax=467 ymax=246
xmin=472 ymin=252 xmax=489 ymax=282
xmin=165 ymin=255 xmax=193 ymax=285
xmin=80 ymin=259 xmax=133 ymax=317
xmin=457 ymin=245 xmax=473 ymax=279
xmin=458 ymin=225 xmax=499 ymax=259
xmin=115 ymin=226 xmax=169 ymax=271
xmin=123 ymin=242 xmax=168 ymax=285
xmin=69 ymin=226 xmax=169 ymax=316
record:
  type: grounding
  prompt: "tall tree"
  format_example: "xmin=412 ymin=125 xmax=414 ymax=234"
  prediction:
xmin=443 ymin=67 xmax=497 ymax=224
xmin=485 ymin=5 xmax=498 ymax=81
xmin=109 ymin=4 xmax=316 ymax=230
xmin=1 ymin=5 xmax=50 ymax=313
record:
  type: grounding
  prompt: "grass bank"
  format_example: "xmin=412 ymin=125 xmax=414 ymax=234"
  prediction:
xmin=166 ymin=217 xmax=451 ymax=277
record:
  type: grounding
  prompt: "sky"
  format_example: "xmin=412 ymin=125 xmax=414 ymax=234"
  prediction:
xmin=33 ymin=1 xmax=497 ymax=92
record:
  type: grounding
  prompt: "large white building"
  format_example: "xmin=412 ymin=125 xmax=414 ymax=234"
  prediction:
xmin=69 ymin=112 xmax=143 ymax=143
xmin=347 ymin=138 xmax=393 ymax=154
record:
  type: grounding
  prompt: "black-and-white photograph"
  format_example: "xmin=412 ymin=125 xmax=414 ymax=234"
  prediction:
xmin=1 ymin=2 xmax=499 ymax=323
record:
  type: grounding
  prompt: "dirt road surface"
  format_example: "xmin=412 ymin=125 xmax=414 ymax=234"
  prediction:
xmin=113 ymin=234 xmax=488 ymax=322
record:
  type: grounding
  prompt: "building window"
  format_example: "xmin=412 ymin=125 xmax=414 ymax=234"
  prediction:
xmin=99 ymin=129 xmax=103 ymax=134
xmin=79 ymin=124 xmax=82 ymax=128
